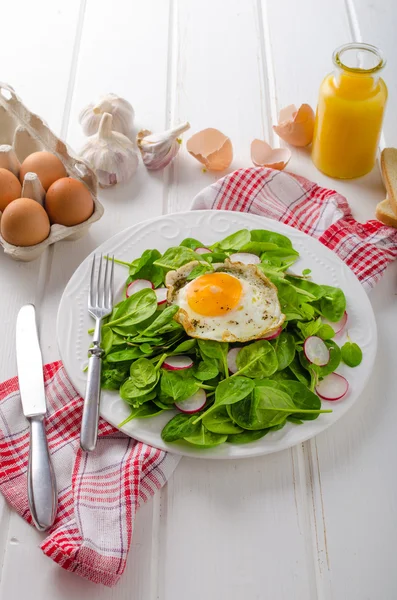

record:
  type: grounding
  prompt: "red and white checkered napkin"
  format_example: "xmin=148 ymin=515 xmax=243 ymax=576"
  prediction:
xmin=192 ymin=167 xmax=397 ymax=290
xmin=0 ymin=361 xmax=180 ymax=587
xmin=1 ymin=167 xmax=397 ymax=588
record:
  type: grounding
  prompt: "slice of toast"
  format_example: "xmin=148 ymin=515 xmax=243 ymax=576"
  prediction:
xmin=375 ymin=198 xmax=397 ymax=228
xmin=380 ymin=148 xmax=397 ymax=216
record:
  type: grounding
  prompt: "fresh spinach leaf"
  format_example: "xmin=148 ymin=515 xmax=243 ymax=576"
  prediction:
xmin=278 ymin=380 xmax=321 ymax=421
xmin=198 ymin=340 xmax=229 ymax=375
xmin=195 ymin=376 xmax=255 ymax=422
xmin=317 ymin=324 xmax=335 ymax=340
xmin=101 ymin=366 xmax=129 ymax=390
xmin=128 ymin=249 xmax=164 ymax=288
xmin=179 ymin=237 xmax=204 ymax=249
xmin=109 ymin=288 xmax=158 ymax=327
xmin=102 ymin=327 xmax=114 ymax=355
xmin=107 ymin=347 xmax=143 ymax=363
xmin=288 ymin=356 xmax=311 ymax=386
xmin=318 ymin=285 xmax=346 ymax=322
xmin=227 ymin=429 xmax=271 ymax=444
xmin=236 ymin=340 xmax=278 ymax=378
xmin=210 ymin=229 xmax=251 ymax=251
xmin=136 ymin=305 xmax=180 ymax=338
xmin=161 ymin=413 xmax=202 ymax=442
xmin=184 ymin=425 xmax=228 ymax=447
xmin=240 ymin=241 xmax=279 ymax=255
xmin=160 ymin=369 xmax=200 ymax=403
xmin=170 ymin=339 xmax=197 ymax=355
xmin=203 ymin=406 xmax=243 ymax=434
xmin=272 ymin=333 xmax=296 ymax=371
xmin=120 ymin=377 xmax=157 ymax=402
xmin=193 ymin=360 xmax=219 ymax=381
xmin=129 ymin=358 xmax=159 ymax=389
xmin=341 ymin=342 xmax=363 ymax=367
xmin=186 ymin=263 xmax=214 ymax=280
xmin=119 ymin=402 xmax=164 ymax=427
xmin=250 ymin=229 xmax=293 ymax=248
xmin=154 ymin=246 xmax=201 ymax=270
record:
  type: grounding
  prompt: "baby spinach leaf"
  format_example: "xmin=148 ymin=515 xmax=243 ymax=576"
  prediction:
xmin=229 ymin=386 xmax=293 ymax=430
xmin=278 ymin=380 xmax=321 ymax=421
xmin=240 ymin=241 xmax=279 ymax=255
xmin=236 ymin=340 xmax=278 ymax=378
xmin=186 ymin=263 xmax=214 ymax=280
xmin=297 ymin=317 xmax=322 ymax=339
xmin=179 ymin=237 xmax=204 ymax=249
xmin=136 ymin=305 xmax=180 ymax=338
xmin=286 ymin=277 xmax=326 ymax=300
xmin=128 ymin=249 xmax=164 ymax=288
xmin=109 ymin=288 xmax=158 ymax=327
xmin=160 ymin=369 xmax=200 ymax=403
xmin=317 ymin=324 xmax=335 ymax=340
xmin=210 ymin=229 xmax=251 ymax=251
xmin=184 ymin=426 xmax=228 ymax=447
xmin=318 ymin=285 xmax=346 ymax=322
xmin=102 ymin=327 xmax=114 ymax=355
xmin=341 ymin=342 xmax=363 ymax=367
xmin=250 ymin=229 xmax=293 ymax=248
xmin=154 ymin=246 xmax=201 ymax=270
xmin=288 ymin=356 xmax=311 ymax=386
xmin=120 ymin=377 xmax=157 ymax=401
xmin=198 ymin=340 xmax=229 ymax=375
xmin=203 ymin=407 xmax=243 ymax=434
xmin=107 ymin=347 xmax=143 ymax=363
xmin=227 ymin=429 xmax=271 ymax=444
xmin=272 ymin=333 xmax=296 ymax=371
xmin=129 ymin=358 xmax=159 ymax=389
xmin=101 ymin=366 xmax=129 ymax=390
xmin=161 ymin=413 xmax=202 ymax=442
xmin=153 ymin=398 xmax=175 ymax=410
xmin=193 ymin=360 xmax=219 ymax=381
xmin=118 ymin=402 xmax=165 ymax=427
xmin=194 ymin=376 xmax=255 ymax=422
xmin=170 ymin=339 xmax=197 ymax=355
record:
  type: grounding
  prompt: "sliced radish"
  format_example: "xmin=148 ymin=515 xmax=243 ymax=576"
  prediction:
xmin=126 ymin=279 xmax=154 ymax=297
xmin=163 ymin=355 xmax=193 ymax=370
xmin=262 ymin=326 xmax=283 ymax=340
xmin=155 ymin=287 xmax=168 ymax=305
xmin=195 ymin=247 xmax=212 ymax=254
xmin=316 ymin=373 xmax=348 ymax=401
xmin=175 ymin=389 xmax=207 ymax=413
xmin=323 ymin=311 xmax=348 ymax=335
xmin=227 ymin=347 xmax=241 ymax=374
xmin=229 ymin=252 xmax=261 ymax=265
xmin=304 ymin=336 xmax=330 ymax=366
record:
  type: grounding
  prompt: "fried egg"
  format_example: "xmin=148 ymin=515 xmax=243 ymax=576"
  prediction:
xmin=166 ymin=260 xmax=285 ymax=342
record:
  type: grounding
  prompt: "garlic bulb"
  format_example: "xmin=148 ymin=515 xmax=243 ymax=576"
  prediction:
xmin=137 ymin=122 xmax=190 ymax=170
xmin=79 ymin=93 xmax=134 ymax=137
xmin=0 ymin=144 xmax=20 ymax=176
xmin=21 ymin=172 xmax=45 ymax=205
xmin=80 ymin=112 xmax=138 ymax=188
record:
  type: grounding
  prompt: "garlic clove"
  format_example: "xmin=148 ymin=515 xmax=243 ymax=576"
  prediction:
xmin=79 ymin=93 xmax=134 ymax=138
xmin=251 ymin=139 xmax=291 ymax=170
xmin=80 ymin=112 xmax=139 ymax=188
xmin=0 ymin=144 xmax=20 ymax=177
xmin=21 ymin=172 xmax=46 ymax=205
xmin=273 ymin=103 xmax=315 ymax=147
xmin=187 ymin=128 xmax=233 ymax=171
xmin=137 ymin=122 xmax=190 ymax=170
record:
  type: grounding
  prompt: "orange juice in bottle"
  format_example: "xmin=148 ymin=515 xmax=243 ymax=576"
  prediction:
xmin=312 ymin=43 xmax=387 ymax=179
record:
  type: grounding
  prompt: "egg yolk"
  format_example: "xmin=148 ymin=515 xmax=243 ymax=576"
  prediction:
xmin=186 ymin=272 xmax=243 ymax=316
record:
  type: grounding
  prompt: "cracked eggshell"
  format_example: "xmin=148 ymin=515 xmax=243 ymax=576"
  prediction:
xmin=273 ymin=104 xmax=315 ymax=147
xmin=251 ymin=139 xmax=291 ymax=170
xmin=186 ymin=128 xmax=233 ymax=171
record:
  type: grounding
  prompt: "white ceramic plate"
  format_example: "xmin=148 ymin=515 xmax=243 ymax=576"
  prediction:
xmin=57 ymin=210 xmax=377 ymax=459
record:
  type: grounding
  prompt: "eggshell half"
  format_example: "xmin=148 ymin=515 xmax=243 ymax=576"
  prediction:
xmin=250 ymin=139 xmax=291 ymax=170
xmin=273 ymin=103 xmax=315 ymax=147
xmin=186 ymin=128 xmax=233 ymax=171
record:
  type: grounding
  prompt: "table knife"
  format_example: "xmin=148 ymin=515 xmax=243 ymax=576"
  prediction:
xmin=16 ymin=304 xmax=57 ymax=531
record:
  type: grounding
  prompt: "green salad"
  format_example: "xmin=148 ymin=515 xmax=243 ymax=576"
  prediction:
xmin=93 ymin=228 xmax=362 ymax=449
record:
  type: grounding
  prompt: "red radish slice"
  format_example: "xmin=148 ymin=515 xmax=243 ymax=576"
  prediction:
xmin=195 ymin=247 xmax=212 ymax=254
xmin=262 ymin=326 xmax=283 ymax=340
xmin=126 ymin=279 xmax=154 ymax=297
xmin=316 ymin=373 xmax=348 ymax=401
xmin=323 ymin=311 xmax=348 ymax=335
xmin=304 ymin=336 xmax=330 ymax=366
xmin=175 ymin=389 xmax=207 ymax=413
xmin=229 ymin=252 xmax=261 ymax=265
xmin=227 ymin=347 xmax=241 ymax=374
xmin=163 ymin=355 xmax=193 ymax=370
xmin=155 ymin=287 xmax=168 ymax=305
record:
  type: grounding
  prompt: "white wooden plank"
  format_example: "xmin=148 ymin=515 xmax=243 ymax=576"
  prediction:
xmin=264 ymin=0 xmax=397 ymax=598
xmin=159 ymin=2 xmax=314 ymax=598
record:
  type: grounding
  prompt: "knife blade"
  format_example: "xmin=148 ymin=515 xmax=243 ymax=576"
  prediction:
xmin=16 ymin=304 xmax=57 ymax=531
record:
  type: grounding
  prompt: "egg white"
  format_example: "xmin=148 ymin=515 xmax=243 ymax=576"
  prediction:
xmin=166 ymin=260 xmax=285 ymax=342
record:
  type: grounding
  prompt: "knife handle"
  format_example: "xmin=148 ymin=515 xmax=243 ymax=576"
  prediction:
xmin=80 ymin=350 xmax=102 ymax=452
xmin=28 ymin=415 xmax=57 ymax=531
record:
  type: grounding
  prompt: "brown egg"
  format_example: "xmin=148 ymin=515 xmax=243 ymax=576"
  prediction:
xmin=45 ymin=177 xmax=94 ymax=226
xmin=1 ymin=198 xmax=50 ymax=246
xmin=19 ymin=151 xmax=67 ymax=191
xmin=0 ymin=168 xmax=22 ymax=211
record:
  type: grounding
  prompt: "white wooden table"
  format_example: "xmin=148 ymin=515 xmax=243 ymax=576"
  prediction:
xmin=1 ymin=1 xmax=396 ymax=598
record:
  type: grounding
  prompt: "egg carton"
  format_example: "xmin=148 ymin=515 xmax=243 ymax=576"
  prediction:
xmin=0 ymin=82 xmax=103 ymax=262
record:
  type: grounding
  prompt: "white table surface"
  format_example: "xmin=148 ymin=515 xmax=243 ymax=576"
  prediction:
xmin=0 ymin=1 xmax=396 ymax=598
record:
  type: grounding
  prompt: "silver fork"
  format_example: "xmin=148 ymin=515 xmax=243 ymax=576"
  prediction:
xmin=80 ymin=254 xmax=114 ymax=452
